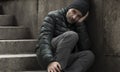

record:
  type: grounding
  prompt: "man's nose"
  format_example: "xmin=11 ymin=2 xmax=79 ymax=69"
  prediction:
xmin=72 ymin=15 xmax=77 ymax=19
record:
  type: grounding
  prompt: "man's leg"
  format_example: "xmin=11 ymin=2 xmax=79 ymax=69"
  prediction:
xmin=51 ymin=31 xmax=79 ymax=69
xmin=64 ymin=50 xmax=95 ymax=72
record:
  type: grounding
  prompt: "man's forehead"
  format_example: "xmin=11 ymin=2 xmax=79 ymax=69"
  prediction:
xmin=69 ymin=8 xmax=83 ymax=16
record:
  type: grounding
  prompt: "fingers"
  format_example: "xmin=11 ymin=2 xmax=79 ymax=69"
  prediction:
xmin=84 ymin=11 xmax=89 ymax=18
xmin=48 ymin=65 xmax=61 ymax=72
xmin=57 ymin=63 xmax=62 ymax=70
xmin=48 ymin=67 xmax=56 ymax=72
xmin=55 ymin=66 xmax=61 ymax=72
xmin=52 ymin=67 xmax=57 ymax=72
xmin=54 ymin=63 xmax=61 ymax=72
xmin=47 ymin=62 xmax=62 ymax=72
xmin=78 ymin=11 xmax=89 ymax=23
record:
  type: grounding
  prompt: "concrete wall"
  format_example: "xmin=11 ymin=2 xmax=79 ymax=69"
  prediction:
xmin=2 ymin=0 xmax=38 ymax=38
xmin=1 ymin=0 xmax=73 ymax=38
xmin=89 ymin=0 xmax=120 ymax=72
xmin=103 ymin=0 xmax=120 ymax=72
xmin=87 ymin=0 xmax=104 ymax=72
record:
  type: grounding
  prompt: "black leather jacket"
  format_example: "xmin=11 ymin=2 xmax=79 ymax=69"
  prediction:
xmin=36 ymin=8 xmax=91 ymax=69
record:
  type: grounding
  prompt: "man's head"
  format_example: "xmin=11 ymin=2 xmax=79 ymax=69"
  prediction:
xmin=66 ymin=8 xmax=82 ymax=24
xmin=66 ymin=0 xmax=89 ymax=24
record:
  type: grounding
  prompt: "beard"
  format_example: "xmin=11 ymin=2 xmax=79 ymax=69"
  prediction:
xmin=67 ymin=17 xmax=76 ymax=24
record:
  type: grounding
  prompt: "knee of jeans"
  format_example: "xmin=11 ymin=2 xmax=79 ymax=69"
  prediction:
xmin=85 ymin=50 xmax=95 ymax=61
xmin=64 ymin=31 xmax=79 ymax=40
xmin=79 ymin=50 xmax=95 ymax=62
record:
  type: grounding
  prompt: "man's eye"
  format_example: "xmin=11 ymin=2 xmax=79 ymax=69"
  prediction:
xmin=72 ymin=10 xmax=76 ymax=14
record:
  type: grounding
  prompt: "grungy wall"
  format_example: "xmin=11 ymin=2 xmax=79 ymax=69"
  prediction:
xmin=89 ymin=0 xmax=120 ymax=72
xmin=104 ymin=0 xmax=120 ymax=56
xmin=87 ymin=0 xmax=104 ymax=72
xmin=103 ymin=0 xmax=120 ymax=72
xmin=1 ymin=0 xmax=73 ymax=38
xmin=2 ymin=0 xmax=38 ymax=38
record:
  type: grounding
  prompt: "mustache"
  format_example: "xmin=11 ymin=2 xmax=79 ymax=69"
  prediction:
xmin=70 ymin=18 xmax=78 ymax=23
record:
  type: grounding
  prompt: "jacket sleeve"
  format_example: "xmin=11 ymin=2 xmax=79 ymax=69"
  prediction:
xmin=76 ymin=22 xmax=91 ymax=51
xmin=35 ymin=14 xmax=56 ymax=69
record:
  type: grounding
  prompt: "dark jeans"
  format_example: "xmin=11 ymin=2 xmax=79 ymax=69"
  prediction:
xmin=51 ymin=31 xmax=95 ymax=72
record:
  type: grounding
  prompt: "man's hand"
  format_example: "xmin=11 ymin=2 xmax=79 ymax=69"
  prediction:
xmin=76 ymin=12 xmax=89 ymax=25
xmin=47 ymin=61 xmax=62 ymax=72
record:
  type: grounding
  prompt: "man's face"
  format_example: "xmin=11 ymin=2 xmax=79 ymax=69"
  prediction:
xmin=66 ymin=8 xmax=82 ymax=24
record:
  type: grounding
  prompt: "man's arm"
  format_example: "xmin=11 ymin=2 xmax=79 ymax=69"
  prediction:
xmin=75 ymin=12 xmax=91 ymax=50
xmin=76 ymin=22 xmax=91 ymax=50
xmin=36 ymin=13 xmax=56 ymax=69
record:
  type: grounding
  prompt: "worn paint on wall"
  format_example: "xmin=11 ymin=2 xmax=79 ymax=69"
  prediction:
xmin=104 ymin=0 xmax=120 ymax=56
xmin=2 ymin=0 xmax=38 ymax=38
xmin=1 ymin=0 xmax=73 ymax=38
xmin=103 ymin=0 xmax=120 ymax=72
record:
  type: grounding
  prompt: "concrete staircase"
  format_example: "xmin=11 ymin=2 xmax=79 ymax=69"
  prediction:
xmin=0 ymin=6 xmax=45 ymax=72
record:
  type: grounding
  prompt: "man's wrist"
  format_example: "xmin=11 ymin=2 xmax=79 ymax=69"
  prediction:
xmin=75 ymin=22 xmax=84 ymax=26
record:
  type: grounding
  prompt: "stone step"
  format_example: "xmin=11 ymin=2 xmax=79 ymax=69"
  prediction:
xmin=0 ymin=15 xmax=14 ymax=26
xmin=2 ymin=71 xmax=46 ymax=72
xmin=105 ymin=56 xmax=120 ymax=72
xmin=0 ymin=39 xmax=37 ymax=54
xmin=0 ymin=54 xmax=41 ymax=71
xmin=0 ymin=26 xmax=32 ymax=39
xmin=18 ymin=71 xmax=46 ymax=72
xmin=16 ymin=70 xmax=47 ymax=72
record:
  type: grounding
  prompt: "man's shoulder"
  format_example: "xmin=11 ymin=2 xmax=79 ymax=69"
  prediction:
xmin=48 ymin=10 xmax=59 ymax=16
xmin=47 ymin=8 xmax=67 ymax=17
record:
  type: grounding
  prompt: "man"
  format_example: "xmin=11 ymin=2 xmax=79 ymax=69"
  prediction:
xmin=36 ymin=0 xmax=95 ymax=72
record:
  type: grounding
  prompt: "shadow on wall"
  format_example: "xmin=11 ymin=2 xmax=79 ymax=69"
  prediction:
xmin=0 ymin=0 xmax=17 ymax=15
xmin=1 ymin=0 xmax=38 ymax=38
xmin=86 ymin=0 xmax=104 ymax=72
xmin=0 ymin=0 xmax=17 ymax=25
xmin=0 ymin=4 xmax=4 ymax=14
xmin=0 ymin=0 xmax=13 ymax=2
